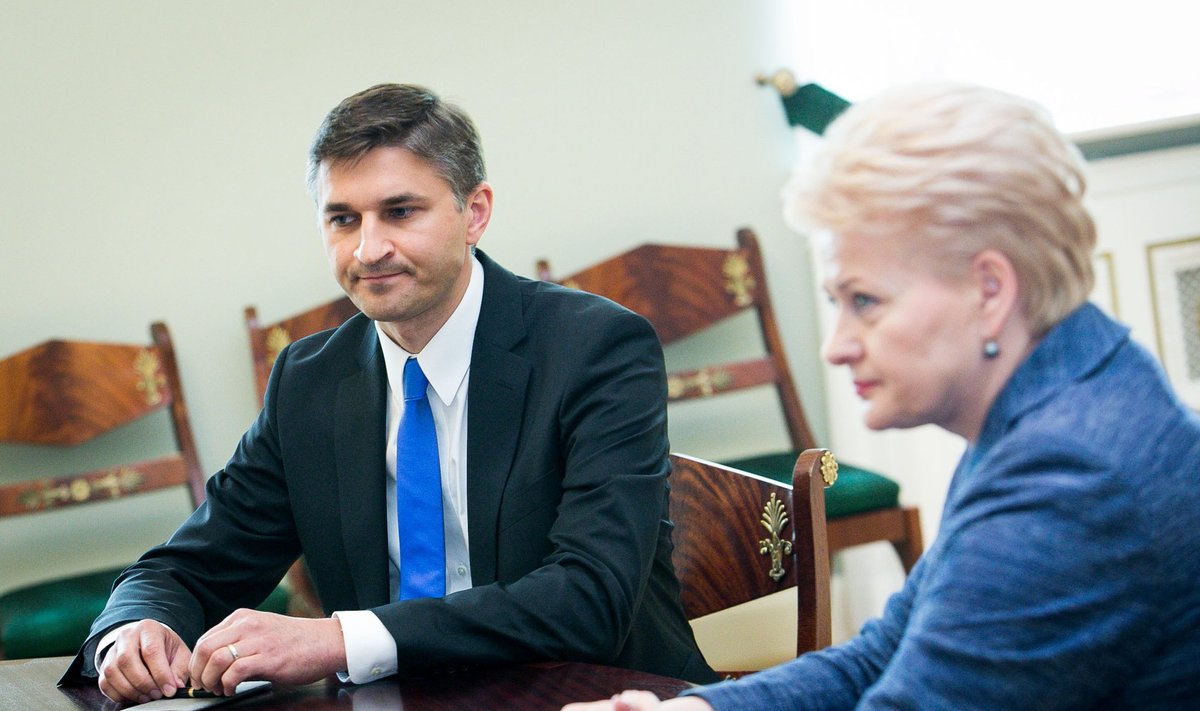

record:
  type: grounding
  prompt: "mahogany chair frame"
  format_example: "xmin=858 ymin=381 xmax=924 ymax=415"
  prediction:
xmin=669 ymin=449 xmax=834 ymax=673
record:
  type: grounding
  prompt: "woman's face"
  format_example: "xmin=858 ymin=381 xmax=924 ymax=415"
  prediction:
xmin=820 ymin=231 xmax=991 ymax=438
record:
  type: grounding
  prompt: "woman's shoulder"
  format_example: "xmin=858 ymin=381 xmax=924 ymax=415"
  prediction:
xmin=953 ymin=335 xmax=1200 ymax=572
xmin=1016 ymin=332 xmax=1198 ymax=471
xmin=989 ymin=305 xmax=1196 ymax=476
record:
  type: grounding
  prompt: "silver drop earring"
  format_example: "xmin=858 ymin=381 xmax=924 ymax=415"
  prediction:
xmin=983 ymin=340 xmax=1000 ymax=359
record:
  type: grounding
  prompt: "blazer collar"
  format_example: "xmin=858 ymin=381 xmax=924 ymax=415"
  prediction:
xmin=334 ymin=318 xmax=392 ymax=608
xmin=978 ymin=302 xmax=1127 ymax=452
xmin=465 ymin=250 xmax=532 ymax=583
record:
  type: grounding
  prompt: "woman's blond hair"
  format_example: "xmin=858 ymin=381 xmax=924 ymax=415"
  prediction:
xmin=789 ymin=82 xmax=1096 ymax=336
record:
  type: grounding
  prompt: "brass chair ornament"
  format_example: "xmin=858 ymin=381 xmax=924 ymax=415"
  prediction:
xmin=16 ymin=467 xmax=145 ymax=513
xmin=666 ymin=367 xmax=733 ymax=399
xmin=759 ymin=492 xmax=793 ymax=582
xmin=722 ymin=252 xmax=755 ymax=307
xmin=758 ymin=452 xmax=837 ymax=581
xmin=133 ymin=349 xmax=165 ymax=406
xmin=264 ymin=326 xmax=293 ymax=371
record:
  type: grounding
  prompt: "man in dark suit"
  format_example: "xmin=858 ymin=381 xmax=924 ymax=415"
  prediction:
xmin=63 ymin=84 xmax=714 ymax=703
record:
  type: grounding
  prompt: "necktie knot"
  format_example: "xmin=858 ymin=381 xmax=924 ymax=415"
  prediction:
xmin=402 ymin=358 xmax=429 ymax=402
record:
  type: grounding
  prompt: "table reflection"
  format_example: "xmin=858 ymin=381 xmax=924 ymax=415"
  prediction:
xmin=2 ymin=657 xmax=691 ymax=711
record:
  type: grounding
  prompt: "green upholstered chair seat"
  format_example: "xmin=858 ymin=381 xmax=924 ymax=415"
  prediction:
xmin=0 ymin=567 xmax=292 ymax=660
xmin=0 ymin=567 xmax=124 ymax=660
xmin=259 ymin=580 xmax=292 ymax=615
xmin=721 ymin=451 xmax=900 ymax=520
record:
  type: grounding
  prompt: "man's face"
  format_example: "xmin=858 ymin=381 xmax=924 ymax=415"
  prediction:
xmin=316 ymin=146 xmax=491 ymax=351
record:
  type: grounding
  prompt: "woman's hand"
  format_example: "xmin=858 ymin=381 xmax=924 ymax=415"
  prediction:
xmin=562 ymin=690 xmax=714 ymax=711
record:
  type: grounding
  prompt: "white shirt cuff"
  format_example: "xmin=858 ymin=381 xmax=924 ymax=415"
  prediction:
xmin=332 ymin=610 xmax=397 ymax=684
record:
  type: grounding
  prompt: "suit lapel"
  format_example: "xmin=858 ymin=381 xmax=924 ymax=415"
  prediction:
xmin=467 ymin=253 xmax=531 ymax=584
xmin=335 ymin=322 xmax=392 ymax=608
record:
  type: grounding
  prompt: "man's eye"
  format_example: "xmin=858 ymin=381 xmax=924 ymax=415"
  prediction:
xmin=329 ymin=214 xmax=355 ymax=228
xmin=387 ymin=207 xmax=415 ymax=219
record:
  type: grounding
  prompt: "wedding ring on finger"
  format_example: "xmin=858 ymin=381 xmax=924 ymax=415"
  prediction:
xmin=226 ymin=644 xmax=240 ymax=662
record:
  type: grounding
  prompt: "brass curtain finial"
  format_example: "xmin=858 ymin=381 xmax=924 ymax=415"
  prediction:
xmin=758 ymin=492 xmax=793 ymax=581
xmin=755 ymin=69 xmax=851 ymax=136
xmin=755 ymin=69 xmax=799 ymax=97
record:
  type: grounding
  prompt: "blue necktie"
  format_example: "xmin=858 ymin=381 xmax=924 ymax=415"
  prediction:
xmin=397 ymin=357 xmax=446 ymax=600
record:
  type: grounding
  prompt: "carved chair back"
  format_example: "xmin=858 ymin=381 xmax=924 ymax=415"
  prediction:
xmin=0 ymin=322 xmax=205 ymax=517
xmin=244 ymin=296 xmax=360 ymax=403
xmin=669 ymin=450 xmax=834 ymax=665
xmin=538 ymin=228 xmax=817 ymax=451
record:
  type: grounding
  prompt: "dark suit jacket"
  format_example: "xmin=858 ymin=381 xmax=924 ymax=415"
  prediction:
xmin=63 ymin=252 xmax=715 ymax=684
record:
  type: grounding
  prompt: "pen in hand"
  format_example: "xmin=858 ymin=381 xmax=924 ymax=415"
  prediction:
xmin=172 ymin=680 xmax=270 ymax=700
xmin=176 ymin=686 xmax=220 ymax=698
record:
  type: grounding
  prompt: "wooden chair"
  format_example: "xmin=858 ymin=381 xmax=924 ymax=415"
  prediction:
xmin=538 ymin=228 xmax=923 ymax=573
xmin=244 ymin=296 xmax=360 ymax=617
xmin=0 ymin=323 xmax=288 ymax=660
xmin=244 ymin=296 xmax=360 ymax=403
xmin=669 ymin=450 xmax=835 ymax=674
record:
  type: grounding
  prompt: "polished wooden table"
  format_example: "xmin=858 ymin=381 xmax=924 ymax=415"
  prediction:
xmin=0 ymin=656 xmax=692 ymax=710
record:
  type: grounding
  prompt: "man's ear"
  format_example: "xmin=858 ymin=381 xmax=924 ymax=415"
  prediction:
xmin=464 ymin=182 xmax=493 ymax=246
xmin=972 ymin=249 xmax=1020 ymax=337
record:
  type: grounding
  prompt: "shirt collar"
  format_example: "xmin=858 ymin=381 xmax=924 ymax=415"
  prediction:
xmin=374 ymin=255 xmax=484 ymax=407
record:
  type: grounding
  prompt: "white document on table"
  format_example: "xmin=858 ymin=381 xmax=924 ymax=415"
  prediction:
xmin=131 ymin=680 xmax=271 ymax=709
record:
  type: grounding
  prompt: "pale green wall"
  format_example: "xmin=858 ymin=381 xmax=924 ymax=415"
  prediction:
xmin=0 ymin=1 xmax=828 ymax=592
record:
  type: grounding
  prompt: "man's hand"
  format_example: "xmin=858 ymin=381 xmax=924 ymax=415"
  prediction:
xmin=188 ymin=609 xmax=347 ymax=696
xmin=97 ymin=620 xmax=191 ymax=703
xmin=562 ymin=691 xmax=715 ymax=711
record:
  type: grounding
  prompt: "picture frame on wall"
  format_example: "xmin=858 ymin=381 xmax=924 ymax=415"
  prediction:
xmin=1147 ymin=235 xmax=1200 ymax=410
xmin=1091 ymin=251 xmax=1118 ymax=318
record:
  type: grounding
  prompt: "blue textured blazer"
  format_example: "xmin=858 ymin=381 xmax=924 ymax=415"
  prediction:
xmin=691 ymin=303 xmax=1200 ymax=709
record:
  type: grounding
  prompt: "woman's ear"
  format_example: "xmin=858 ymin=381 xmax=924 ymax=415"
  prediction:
xmin=972 ymin=249 xmax=1020 ymax=337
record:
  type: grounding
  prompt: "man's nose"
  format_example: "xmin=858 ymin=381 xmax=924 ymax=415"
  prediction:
xmin=353 ymin=216 xmax=393 ymax=264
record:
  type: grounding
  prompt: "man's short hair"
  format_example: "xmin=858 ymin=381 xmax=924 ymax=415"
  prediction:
xmin=307 ymin=83 xmax=486 ymax=208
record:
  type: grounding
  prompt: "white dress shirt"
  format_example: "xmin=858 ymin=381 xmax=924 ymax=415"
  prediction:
xmin=335 ymin=255 xmax=483 ymax=683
